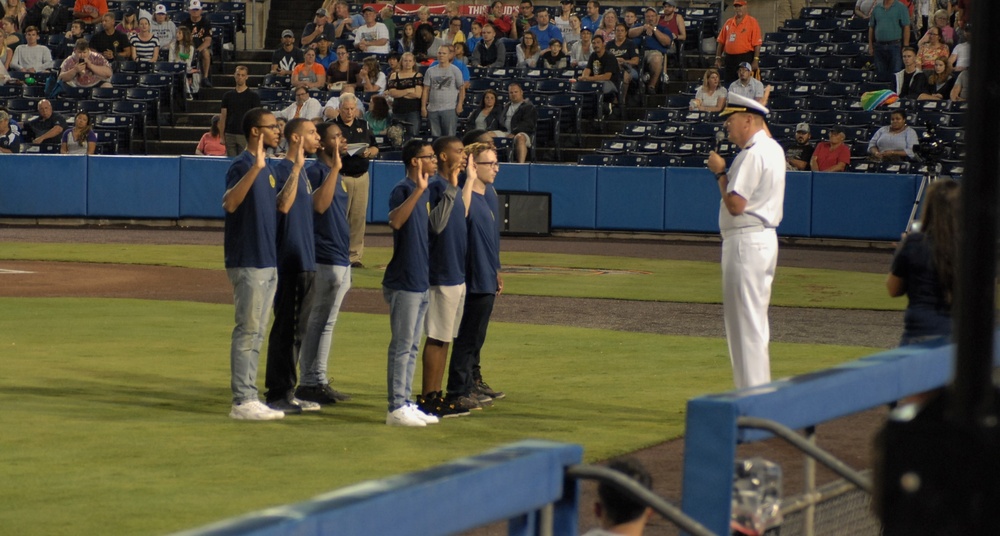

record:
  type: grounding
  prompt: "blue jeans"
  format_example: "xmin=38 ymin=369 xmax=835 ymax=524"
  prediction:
xmin=299 ymin=264 xmax=352 ymax=386
xmin=428 ymin=109 xmax=458 ymax=137
xmin=227 ymin=267 xmax=278 ymax=403
xmin=874 ymin=42 xmax=902 ymax=77
xmin=383 ymin=286 xmax=428 ymax=411
xmin=394 ymin=110 xmax=422 ymax=137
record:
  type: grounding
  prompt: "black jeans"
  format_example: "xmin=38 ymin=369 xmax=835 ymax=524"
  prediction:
xmin=265 ymin=271 xmax=315 ymax=402
xmin=447 ymin=292 xmax=496 ymax=396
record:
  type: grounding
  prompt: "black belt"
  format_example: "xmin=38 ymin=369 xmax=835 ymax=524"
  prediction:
xmin=876 ymin=39 xmax=901 ymax=45
xmin=342 ymin=172 xmax=367 ymax=178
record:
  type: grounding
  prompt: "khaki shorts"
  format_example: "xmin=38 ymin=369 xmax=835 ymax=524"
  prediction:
xmin=425 ymin=283 xmax=466 ymax=341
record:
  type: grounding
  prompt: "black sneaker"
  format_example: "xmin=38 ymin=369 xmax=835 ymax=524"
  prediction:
xmin=201 ymin=77 xmax=213 ymax=88
xmin=472 ymin=391 xmax=494 ymax=407
xmin=321 ymin=383 xmax=352 ymax=402
xmin=421 ymin=392 xmax=470 ymax=418
xmin=266 ymin=398 xmax=303 ymax=414
xmin=448 ymin=394 xmax=483 ymax=412
xmin=475 ymin=380 xmax=505 ymax=400
xmin=295 ymin=384 xmax=338 ymax=405
xmin=350 ymin=261 xmax=364 ymax=268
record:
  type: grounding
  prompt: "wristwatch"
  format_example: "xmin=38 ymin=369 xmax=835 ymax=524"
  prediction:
xmin=715 ymin=170 xmax=727 ymax=179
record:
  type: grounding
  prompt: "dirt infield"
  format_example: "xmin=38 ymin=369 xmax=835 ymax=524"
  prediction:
xmin=0 ymin=226 xmax=897 ymax=535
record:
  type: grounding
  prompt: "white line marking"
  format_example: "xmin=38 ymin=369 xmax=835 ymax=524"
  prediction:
xmin=0 ymin=269 xmax=35 ymax=274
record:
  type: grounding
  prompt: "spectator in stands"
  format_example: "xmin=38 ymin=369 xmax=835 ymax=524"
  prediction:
xmin=398 ymin=22 xmax=415 ymax=54
xmin=414 ymin=22 xmax=443 ymax=62
xmin=130 ymin=16 xmax=160 ymax=62
xmin=326 ymin=44 xmax=360 ymax=88
xmin=58 ymin=38 xmax=112 ymax=88
xmin=430 ymin=41 xmax=470 ymax=83
xmin=365 ymin=94 xmax=390 ymax=135
xmin=358 ymin=55 xmax=386 ymax=94
xmin=714 ymin=0 xmax=761 ymax=85
xmin=564 ymin=13 xmax=582 ymax=47
xmin=466 ymin=20 xmax=483 ymax=52
xmin=171 ymin=25 xmax=199 ymax=96
xmin=325 ymin=0 xmax=355 ymax=40
xmin=379 ymin=5 xmax=395 ymax=43
xmin=278 ymin=86 xmax=322 ymax=122
xmin=0 ymin=52 xmax=9 ymax=81
xmin=267 ymin=117 xmax=287 ymax=157
xmin=219 ymin=65 xmax=261 ymax=156
xmin=195 ymin=114 xmax=226 ymax=155
xmin=581 ymin=0 xmax=601 ymax=34
xmin=810 ymin=126 xmax=851 ymax=172
xmin=64 ymin=20 xmax=86 ymax=46
xmin=497 ymin=82 xmax=535 ymax=163
xmin=11 ymin=26 xmax=54 ymax=73
xmin=659 ymin=1 xmax=685 ymax=43
xmin=728 ymin=62 xmax=770 ymax=105
xmin=60 ymin=110 xmax=97 ymax=154
xmin=896 ymin=47 xmax=926 ymax=99
xmin=594 ymin=8 xmax=617 ymax=43
xmin=271 ymin=29 xmax=302 ymax=76
xmin=355 ymin=6 xmax=390 ymax=55
xmin=89 ymin=12 xmax=131 ymax=64
xmin=477 ymin=1 xmax=513 ymax=39
xmin=869 ymin=0 xmax=911 ymax=76
xmin=855 ymin=0 xmax=877 ymax=19
xmin=570 ymin=27 xmax=593 ymax=67
xmin=539 ymin=38 xmax=568 ymax=69
xmin=917 ymin=56 xmax=954 ymax=100
xmin=334 ymin=92 xmax=378 ymax=268
xmin=469 ymin=23 xmax=505 ymax=68
xmin=441 ymin=16 xmax=466 ymax=45
xmin=385 ymin=52 xmax=401 ymax=76
xmin=182 ymin=0 xmax=212 ymax=87
xmin=608 ymin=22 xmax=638 ymax=97
xmin=292 ymin=48 xmax=326 ymax=90
xmin=422 ymin=44 xmax=464 ymax=137
xmin=956 ymin=0 xmax=969 ymax=29
xmin=386 ymin=51 xmax=423 ymax=136
xmin=1 ymin=17 xmax=20 ymax=49
xmin=919 ymin=9 xmax=954 ymax=45
xmin=579 ymin=33 xmax=620 ymax=116
xmin=314 ymin=35 xmax=336 ymax=70
xmin=783 ymin=123 xmax=814 ymax=171
xmin=150 ymin=5 xmax=176 ymax=54
xmin=468 ymin=88 xmax=503 ymax=133
xmin=26 ymin=98 xmax=66 ymax=144
xmin=301 ymin=8 xmax=334 ymax=49
xmin=3 ymin=0 xmax=25 ymax=28
xmin=530 ymin=9 xmax=562 ymax=52
xmin=630 ymin=7 xmax=673 ymax=93
xmin=623 ymin=9 xmax=640 ymax=31
xmin=515 ymin=0 xmax=536 ymax=36
xmin=868 ymin=110 xmax=917 ymax=161
xmin=116 ymin=6 xmax=140 ymax=35
xmin=515 ymin=31 xmax=540 ymax=67
xmin=950 ymin=66 xmax=968 ymax=102
xmin=0 ymin=109 xmax=20 ymax=153
xmin=413 ymin=5 xmax=433 ymax=31
xmin=554 ymin=0 xmax=573 ymax=33
xmin=887 ymin=179 xmax=959 ymax=345
xmin=916 ymin=26 xmax=948 ymax=71
xmin=948 ymin=24 xmax=969 ymax=72
xmin=692 ymin=68 xmax=727 ymax=112
xmin=72 ymin=0 xmax=106 ymax=25
xmin=580 ymin=458 xmax=654 ymax=536
xmin=33 ymin=0 xmax=73 ymax=37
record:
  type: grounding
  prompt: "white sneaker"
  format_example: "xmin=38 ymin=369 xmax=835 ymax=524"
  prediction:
xmin=292 ymin=397 xmax=321 ymax=412
xmin=386 ymin=406 xmax=426 ymax=427
xmin=407 ymin=403 xmax=440 ymax=424
xmin=230 ymin=400 xmax=285 ymax=421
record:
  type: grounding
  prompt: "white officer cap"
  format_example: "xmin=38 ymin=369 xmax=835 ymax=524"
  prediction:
xmin=720 ymin=92 xmax=769 ymax=118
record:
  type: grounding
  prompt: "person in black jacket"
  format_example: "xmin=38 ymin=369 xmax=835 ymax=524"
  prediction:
xmin=469 ymin=23 xmax=506 ymax=68
xmin=497 ymin=82 xmax=536 ymax=163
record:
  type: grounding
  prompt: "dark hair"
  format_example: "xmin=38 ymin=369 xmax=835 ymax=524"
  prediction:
xmin=402 ymin=139 xmax=431 ymax=170
xmin=615 ymin=21 xmax=628 ymax=31
xmin=369 ymin=95 xmax=390 ymax=120
xmin=592 ymin=34 xmax=604 ymax=43
xmin=74 ymin=38 xmax=89 ymax=51
xmin=902 ymin=46 xmax=917 ymax=55
xmin=920 ymin=179 xmax=961 ymax=304
xmin=450 ymin=16 xmax=462 ymax=24
xmin=210 ymin=114 xmax=221 ymax=137
xmin=316 ymin=121 xmax=341 ymax=141
xmin=73 ymin=111 xmax=93 ymax=144
xmin=598 ymin=457 xmax=653 ymax=526
xmin=462 ymin=129 xmax=489 ymax=145
xmin=433 ymin=136 xmax=462 ymax=163
xmin=24 ymin=25 xmax=39 ymax=34
xmin=242 ymin=107 xmax=271 ymax=138
xmin=890 ymin=110 xmax=906 ymax=121
xmin=479 ymin=89 xmax=498 ymax=109
xmin=588 ymin=0 xmax=601 ymax=8
xmin=284 ymin=117 xmax=311 ymax=141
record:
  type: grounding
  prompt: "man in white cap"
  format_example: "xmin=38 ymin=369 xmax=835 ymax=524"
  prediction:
xmin=151 ymin=4 xmax=177 ymax=53
xmin=183 ymin=0 xmax=213 ymax=87
xmin=727 ymin=61 xmax=770 ymax=105
xmin=706 ymin=92 xmax=786 ymax=390
xmin=354 ymin=6 xmax=390 ymax=54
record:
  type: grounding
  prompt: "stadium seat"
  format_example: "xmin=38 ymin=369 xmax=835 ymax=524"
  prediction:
xmin=810 ymin=110 xmax=848 ymax=126
xmin=643 ymin=108 xmax=675 ymax=123
xmin=76 ymin=99 xmax=110 ymax=115
xmin=803 ymin=95 xmax=843 ymax=112
xmin=633 ymin=140 xmax=672 ymax=154
xmin=50 ymin=99 xmax=75 ymax=115
xmin=648 ymin=154 xmax=681 ymax=168
xmin=596 ymin=139 xmax=637 ymax=155
xmin=611 ymin=154 xmax=648 ymax=167
xmin=799 ymin=6 xmax=834 ymax=19
xmin=766 ymin=95 xmax=805 ymax=112
xmin=578 ymin=154 xmax=613 ymax=166
xmin=618 ymin=122 xmax=654 ymax=139
xmin=534 ymin=106 xmax=560 ymax=160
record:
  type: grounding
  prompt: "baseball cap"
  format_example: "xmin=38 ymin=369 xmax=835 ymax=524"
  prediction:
xmin=720 ymin=92 xmax=770 ymax=118
xmin=154 ymin=3 xmax=167 ymax=14
xmin=189 ymin=0 xmax=202 ymax=11
xmin=560 ymin=0 xmax=573 ymax=4
xmin=662 ymin=0 xmax=677 ymax=7
xmin=738 ymin=61 xmax=753 ymax=71
xmin=644 ymin=6 xmax=658 ymax=13
xmin=829 ymin=126 xmax=844 ymax=135
xmin=281 ymin=29 xmax=294 ymax=38
xmin=733 ymin=0 xmax=747 ymax=6
xmin=123 ymin=5 xmax=137 ymax=16
xmin=362 ymin=6 xmax=376 ymax=12
xmin=796 ymin=122 xmax=810 ymax=133
xmin=315 ymin=8 xmax=328 ymax=17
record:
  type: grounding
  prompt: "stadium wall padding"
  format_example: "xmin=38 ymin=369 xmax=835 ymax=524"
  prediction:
xmin=0 ymin=155 xmax=916 ymax=239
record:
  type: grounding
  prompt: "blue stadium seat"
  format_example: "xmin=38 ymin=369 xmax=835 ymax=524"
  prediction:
xmin=773 ymin=110 xmax=812 ymax=125
xmin=766 ymin=95 xmax=805 ymax=112
xmin=802 ymin=68 xmax=839 ymax=83
xmin=578 ymin=154 xmax=613 ymax=166
xmin=643 ymin=108 xmax=675 ymax=123
xmin=634 ymin=140 xmax=672 ymax=154
xmin=799 ymin=6 xmax=835 ymax=19
xmin=803 ymin=95 xmax=843 ymax=111
xmin=648 ymin=154 xmax=681 ymax=167
xmin=596 ymin=139 xmax=637 ymax=155
xmin=619 ymin=122 xmax=654 ymax=139
xmin=611 ymin=154 xmax=649 ymax=167
xmin=810 ymin=110 xmax=848 ymax=126
xmin=779 ymin=19 xmax=807 ymax=33
xmin=764 ymin=32 xmax=795 ymax=44
xmin=805 ymin=19 xmax=840 ymax=32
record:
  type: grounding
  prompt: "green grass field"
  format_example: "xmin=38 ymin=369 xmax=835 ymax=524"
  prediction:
xmin=0 ymin=243 xmax=889 ymax=534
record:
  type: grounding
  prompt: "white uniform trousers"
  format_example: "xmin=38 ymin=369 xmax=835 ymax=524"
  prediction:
xmin=721 ymin=227 xmax=778 ymax=389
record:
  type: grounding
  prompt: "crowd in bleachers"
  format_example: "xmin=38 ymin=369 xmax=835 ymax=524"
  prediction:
xmin=0 ymin=0 xmax=244 ymax=154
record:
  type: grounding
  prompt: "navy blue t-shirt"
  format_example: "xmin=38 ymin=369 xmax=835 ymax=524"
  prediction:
xmin=890 ymin=231 xmax=952 ymax=340
xmin=273 ymin=159 xmax=316 ymax=273
xmin=224 ymin=151 xmax=278 ymax=269
xmin=382 ymin=178 xmax=430 ymax=292
xmin=306 ymin=160 xmax=351 ymax=267
xmin=466 ymin=188 xmax=501 ymax=294
xmin=428 ymin=176 xmax=467 ymax=286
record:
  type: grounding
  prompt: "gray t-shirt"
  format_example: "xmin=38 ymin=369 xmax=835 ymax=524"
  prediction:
xmin=423 ymin=63 xmax=464 ymax=113
xmin=955 ymin=70 xmax=968 ymax=100
xmin=728 ymin=78 xmax=764 ymax=100
xmin=151 ymin=19 xmax=177 ymax=52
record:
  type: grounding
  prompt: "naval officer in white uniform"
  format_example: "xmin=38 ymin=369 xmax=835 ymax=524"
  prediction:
xmin=706 ymin=92 xmax=786 ymax=389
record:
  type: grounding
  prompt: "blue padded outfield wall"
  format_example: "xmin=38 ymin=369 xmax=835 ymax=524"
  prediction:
xmin=0 ymin=155 xmax=920 ymax=240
